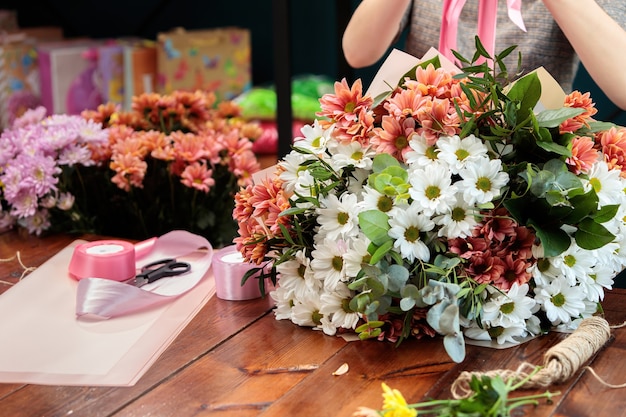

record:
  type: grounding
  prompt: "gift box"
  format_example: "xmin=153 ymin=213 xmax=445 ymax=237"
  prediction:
xmin=156 ymin=27 xmax=251 ymax=101
xmin=97 ymin=42 xmax=125 ymax=105
xmin=38 ymin=40 xmax=104 ymax=115
xmin=122 ymin=41 xmax=157 ymax=111
xmin=0 ymin=36 xmax=40 ymax=130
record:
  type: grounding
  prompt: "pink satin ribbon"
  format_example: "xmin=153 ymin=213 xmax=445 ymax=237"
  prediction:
xmin=212 ymin=245 xmax=270 ymax=301
xmin=439 ymin=0 xmax=526 ymax=63
xmin=75 ymin=230 xmax=213 ymax=319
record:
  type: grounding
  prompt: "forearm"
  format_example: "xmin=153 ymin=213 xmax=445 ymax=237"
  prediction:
xmin=342 ymin=0 xmax=412 ymax=68
xmin=543 ymin=0 xmax=626 ymax=109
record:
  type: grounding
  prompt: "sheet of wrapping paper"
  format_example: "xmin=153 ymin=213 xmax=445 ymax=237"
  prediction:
xmin=0 ymin=240 xmax=216 ymax=386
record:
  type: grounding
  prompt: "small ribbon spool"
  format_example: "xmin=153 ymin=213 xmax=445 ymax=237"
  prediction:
xmin=68 ymin=240 xmax=136 ymax=281
xmin=212 ymin=245 xmax=270 ymax=301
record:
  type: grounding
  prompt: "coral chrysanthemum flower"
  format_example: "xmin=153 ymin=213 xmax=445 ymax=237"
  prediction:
xmin=406 ymin=63 xmax=454 ymax=98
xmin=598 ymin=126 xmax=626 ymax=176
xmin=110 ymin=153 xmax=147 ymax=191
xmin=384 ymin=88 xmax=430 ymax=119
xmin=370 ymin=115 xmax=417 ymax=161
xmin=171 ymin=131 xmax=211 ymax=162
xmin=566 ymin=136 xmax=599 ymax=174
xmin=560 ymin=91 xmax=598 ymax=133
xmin=317 ymin=78 xmax=373 ymax=125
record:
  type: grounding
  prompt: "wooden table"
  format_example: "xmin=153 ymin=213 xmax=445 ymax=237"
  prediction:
xmin=1 ymin=230 xmax=626 ymax=417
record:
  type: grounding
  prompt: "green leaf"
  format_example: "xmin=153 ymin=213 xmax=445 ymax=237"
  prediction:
xmin=506 ymin=72 xmax=541 ymax=122
xmin=358 ymin=210 xmax=390 ymax=246
xmin=372 ymin=153 xmax=401 ymax=173
xmin=535 ymin=107 xmax=585 ymax=128
xmin=575 ymin=218 xmax=616 ymax=250
xmin=370 ymin=239 xmax=394 ymax=264
xmin=593 ymin=204 xmax=620 ymax=223
xmin=529 ymin=219 xmax=571 ymax=257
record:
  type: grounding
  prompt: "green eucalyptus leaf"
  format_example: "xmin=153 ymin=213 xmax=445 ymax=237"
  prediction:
xmin=443 ymin=332 xmax=466 ymax=363
xmin=372 ymin=153 xmax=401 ymax=173
xmin=400 ymin=297 xmax=416 ymax=311
xmin=387 ymin=264 xmax=410 ymax=292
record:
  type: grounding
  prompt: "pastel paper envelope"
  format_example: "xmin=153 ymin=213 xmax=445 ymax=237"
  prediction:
xmin=0 ymin=240 xmax=216 ymax=386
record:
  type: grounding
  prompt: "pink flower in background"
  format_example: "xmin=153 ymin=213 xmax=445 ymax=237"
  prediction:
xmin=181 ymin=162 xmax=214 ymax=192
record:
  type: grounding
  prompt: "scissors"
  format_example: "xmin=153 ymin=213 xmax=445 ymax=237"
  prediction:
xmin=131 ymin=258 xmax=191 ymax=287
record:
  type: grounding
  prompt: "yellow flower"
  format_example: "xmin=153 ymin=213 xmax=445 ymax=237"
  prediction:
xmin=381 ymin=383 xmax=417 ymax=417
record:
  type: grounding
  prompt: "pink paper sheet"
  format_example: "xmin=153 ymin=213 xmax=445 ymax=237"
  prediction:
xmin=0 ymin=240 xmax=216 ymax=386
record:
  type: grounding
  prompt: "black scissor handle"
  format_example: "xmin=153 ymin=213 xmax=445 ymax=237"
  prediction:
xmin=136 ymin=259 xmax=191 ymax=284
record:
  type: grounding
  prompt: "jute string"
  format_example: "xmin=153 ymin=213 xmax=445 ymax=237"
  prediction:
xmin=451 ymin=316 xmax=626 ymax=399
xmin=0 ymin=251 xmax=36 ymax=285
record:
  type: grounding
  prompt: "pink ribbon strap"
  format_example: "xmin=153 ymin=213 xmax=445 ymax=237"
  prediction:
xmin=74 ymin=230 xmax=213 ymax=319
xmin=439 ymin=0 xmax=526 ymax=62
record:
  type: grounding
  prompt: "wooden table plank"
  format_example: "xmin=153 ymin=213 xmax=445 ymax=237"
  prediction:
xmin=2 ymin=230 xmax=626 ymax=417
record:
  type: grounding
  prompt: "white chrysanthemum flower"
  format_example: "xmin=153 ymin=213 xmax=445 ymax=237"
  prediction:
xmin=583 ymin=161 xmax=626 ymax=208
xmin=464 ymin=321 xmax=527 ymax=345
xmin=346 ymin=168 xmax=369 ymax=196
xmin=549 ymin=241 xmax=595 ymax=286
xmin=270 ymin=286 xmax=296 ymax=321
xmin=458 ymin=157 xmax=509 ymax=205
xmin=579 ymin=263 xmax=614 ymax=302
xmin=279 ymin=150 xmax=314 ymax=194
xmin=317 ymin=193 xmax=360 ymax=240
xmin=432 ymin=195 xmax=479 ymax=238
xmin=408 ymin=164 xmax=457 ymax=215
xmin=343 ymin=233 xmax=372 ymax=277
xmin=358 ymin=185 xmax=396 ymax=214
xmin=293 ymin=169 xmax=318 ymax=199
xmin=320 ymin=282 xmax=360 ymax=331
xmin=310 ymin=238 xmax=348 ymax=291
xmin=388 ymin=205 xmax=435 ymax=262
xmin=405 ymin=134 xmax=442 ymax=169
xmin=291 ymin=291 xmax=324 ymax=327
xmin=292 ymin=119 xmax=334 ymax=154
xmin=529 ymin=244 xmax=562 ymax=286
xmin=535 ymin=277 xmax=586 ymax=325
xmin=436 ymin=134 xmax=488 ymax=174
xmin=482 ymin=283 xmax=536 ymax=328
xmin=275 ymin=250 xmax=321 ymax=300
xmin=328 ymin=141 xmax=376 ymax=170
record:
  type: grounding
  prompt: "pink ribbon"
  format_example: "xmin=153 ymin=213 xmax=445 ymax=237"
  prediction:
xmin=439 ymin=0 xmax=526 ymax=63
xmin=212 ymin=245 xmax=271 ymax=300
xmin=74 ymin=230 xmax=213 ymax=319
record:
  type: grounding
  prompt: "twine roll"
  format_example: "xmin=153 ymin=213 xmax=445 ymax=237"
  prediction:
xmin=451 ymin=316 xmax=612 ymax=399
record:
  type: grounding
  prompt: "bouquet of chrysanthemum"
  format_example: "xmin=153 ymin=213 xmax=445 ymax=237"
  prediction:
xmin=1 ymin=90 xmax=262 ymax=246
xmin=232 ymin=42 xmax=626 ymax=362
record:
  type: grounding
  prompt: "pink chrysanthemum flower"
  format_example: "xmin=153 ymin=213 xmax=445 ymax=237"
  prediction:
xmin=384 ymin=87 xmax=430 ymax=119
xmin=180 ymin=162 xmax=215 ymax=192
xmin=110 ymin=153 xmax=148 ymax=191
xmin=415 ymin=98 xmax=461 ymax=144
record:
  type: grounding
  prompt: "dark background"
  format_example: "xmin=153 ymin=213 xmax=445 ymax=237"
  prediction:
xmin=2 ymin=0 xmax=624 ymax=123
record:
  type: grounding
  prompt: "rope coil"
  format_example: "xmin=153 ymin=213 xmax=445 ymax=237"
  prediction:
xmin=0 ymin=251 xmax=36 ymax=285
xmin=451 ymin=316 xmax=614 ymax=398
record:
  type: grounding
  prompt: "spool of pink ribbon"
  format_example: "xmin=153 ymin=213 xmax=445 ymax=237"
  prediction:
xmin=212 ymin=245 xmax=271 ymax=301
xmin=439 ymin=0 xmax=526 ymax=63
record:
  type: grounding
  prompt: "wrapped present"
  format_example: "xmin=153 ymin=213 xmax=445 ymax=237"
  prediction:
xmin=122 ymin=41 xmax=157 ymax=110
xmin=0 ymin=36 xmax=40 ymax=130
xmin=156 ymin=27 xmax=251 ymax=101
xmin=38 ymin=40 xmax=104 ymax=115
xmin=97 ymin=42 xmax=125 ymax=105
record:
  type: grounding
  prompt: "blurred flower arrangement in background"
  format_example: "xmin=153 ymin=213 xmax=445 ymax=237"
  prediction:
xmin=233 ymin=41 xmax=626 ymax=362
xmin=0 ymin=90 xmax=261 ymax=247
